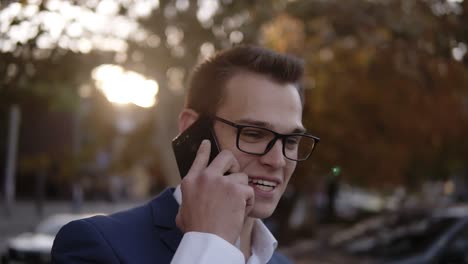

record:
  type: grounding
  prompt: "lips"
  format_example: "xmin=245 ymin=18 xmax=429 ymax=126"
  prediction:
xmin=248 ymin=177 xmax=279 ymax=192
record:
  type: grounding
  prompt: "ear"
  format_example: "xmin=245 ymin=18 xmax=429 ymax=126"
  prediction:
xmin=178 ymin=109 xmax=199 ymax=133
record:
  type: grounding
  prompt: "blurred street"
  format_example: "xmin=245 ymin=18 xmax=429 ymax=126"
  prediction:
xmin=0 ymin=200 xmax=359 ymax=264
xmin=0 ymin=200 xmax=140 ymax=253
xmin=279 ymin=226 xmax=376 ymax=264
xmin=3 ymin=200 xmax=468 ymax=263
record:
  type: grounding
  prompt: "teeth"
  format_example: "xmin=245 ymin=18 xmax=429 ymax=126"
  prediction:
xmin=257 ymin=184 xmax=274 ymax=191
xmin=248 ymin=178 xmax=277 ymax=188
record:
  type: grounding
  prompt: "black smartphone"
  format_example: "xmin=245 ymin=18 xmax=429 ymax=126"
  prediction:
xmin=172 ymin=115 xmax=220 ymax=178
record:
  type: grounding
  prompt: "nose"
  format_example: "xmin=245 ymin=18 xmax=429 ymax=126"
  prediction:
xmin=259 ymin=139 xmax=286 ymax=169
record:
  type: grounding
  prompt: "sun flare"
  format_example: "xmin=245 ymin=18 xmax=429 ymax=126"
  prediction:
xmin=92 ymin=64 xmax=159 ymax=108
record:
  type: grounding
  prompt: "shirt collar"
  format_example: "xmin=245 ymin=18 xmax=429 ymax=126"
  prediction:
xmin=174 ymin=184 xmax=183 ymax=205
xmin=173 ymin=185 xmax=278 ymax=263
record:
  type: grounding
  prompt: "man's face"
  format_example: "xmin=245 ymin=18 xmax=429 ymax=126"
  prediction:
xmin=213 ymin=71 xmax=304 ymax=219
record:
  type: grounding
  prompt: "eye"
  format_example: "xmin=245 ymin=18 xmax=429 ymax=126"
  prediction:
xmin=240 ymin=128 xmax=269 ymax=142
xmin=285 ymin=136 xmax=300 ymax=149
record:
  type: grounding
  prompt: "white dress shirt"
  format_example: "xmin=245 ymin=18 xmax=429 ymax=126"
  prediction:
xmin=170 ymin=185 xmax=278 ymax=264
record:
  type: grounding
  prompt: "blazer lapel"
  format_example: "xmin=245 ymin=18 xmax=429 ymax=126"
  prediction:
xmin=150 ymin=188 xmax=184 ymax=252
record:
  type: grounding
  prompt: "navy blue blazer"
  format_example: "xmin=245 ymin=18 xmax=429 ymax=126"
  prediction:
xmin=52 ymin=188 xmax=292 ymax=264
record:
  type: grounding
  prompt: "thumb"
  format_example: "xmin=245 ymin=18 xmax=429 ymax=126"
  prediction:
xmin=175 ymin=205 xmax=185 ymax=232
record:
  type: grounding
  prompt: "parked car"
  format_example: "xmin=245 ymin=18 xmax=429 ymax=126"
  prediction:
xmin=331 ymin=206 xmax=468 ymax=264
xmin=1 ymin=213 xmax=99 ymax=264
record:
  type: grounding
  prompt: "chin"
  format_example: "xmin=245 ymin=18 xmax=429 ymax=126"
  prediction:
xmin=248 ymin=204 xmax=277 ymax=219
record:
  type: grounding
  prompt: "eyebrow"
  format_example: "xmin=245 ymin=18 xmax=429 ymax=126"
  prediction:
xmin=237 ymin=118 xmax=307 ymax=134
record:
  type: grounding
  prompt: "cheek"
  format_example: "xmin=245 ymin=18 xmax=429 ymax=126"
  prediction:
xmin=214 ymin=125 xmax=238 ymax=152
xmin=234 ymin=152 xmax=256 ymax=171
xmin=283 ymin=162 xmax=297 ymax=182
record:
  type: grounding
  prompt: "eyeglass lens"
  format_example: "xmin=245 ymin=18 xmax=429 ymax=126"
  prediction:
xmin=237 ymin=127 xmax=315 ymax=161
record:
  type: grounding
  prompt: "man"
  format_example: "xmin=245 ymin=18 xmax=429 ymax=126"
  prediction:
xmin=52 ymin=45 xmax=320 ymax=264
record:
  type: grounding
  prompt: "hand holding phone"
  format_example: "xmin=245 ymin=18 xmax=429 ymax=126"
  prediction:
xmin=174 ymin=140 xmax=254 ymax=245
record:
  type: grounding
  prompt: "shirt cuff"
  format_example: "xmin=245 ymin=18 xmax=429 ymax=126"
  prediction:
xmin=171 ymin=232 xmax=244 ymax=264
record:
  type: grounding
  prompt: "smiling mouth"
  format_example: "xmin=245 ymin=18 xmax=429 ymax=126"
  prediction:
xmin=248 ymin=178 xmax=277 ymax=192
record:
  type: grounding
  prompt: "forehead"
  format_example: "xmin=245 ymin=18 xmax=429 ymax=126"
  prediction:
xmin=216 ymin=71 xmax=304 ymax=132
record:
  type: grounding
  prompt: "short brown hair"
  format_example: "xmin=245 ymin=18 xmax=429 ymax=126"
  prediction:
xmin=185 ymin=45 xmax=304 ymax=115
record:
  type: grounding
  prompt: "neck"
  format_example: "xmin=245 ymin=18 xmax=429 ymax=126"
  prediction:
xmin=239 ymin=217 xmax=256 ymax=261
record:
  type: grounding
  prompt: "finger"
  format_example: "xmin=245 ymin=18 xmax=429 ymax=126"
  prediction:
xmin=239 ymin=184 xmax=255 ymax=209
xmin=225 ymin=172 xmax=249 ymax=186
xmin=245 ymin=197 xmax=255 ymax=216
xmin=175 ymin=206 xmax=185 ymax=232
xmin=208 ymin=150 xmax=241 ymax=175
xmin=186 ymin=140 xmax=211 ymax=177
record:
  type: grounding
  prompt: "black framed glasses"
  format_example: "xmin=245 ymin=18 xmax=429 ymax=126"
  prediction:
xmin=212 ymin=116 xmax=320 ymax=162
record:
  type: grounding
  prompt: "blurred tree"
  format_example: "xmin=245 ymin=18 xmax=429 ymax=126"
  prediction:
xmin=2 ymin=0 xmax=467 ymax=198
xmin=262 ymin=0 xmax=468 ymax=190
xmin=0 ymin=0 xmax=274 ymax=193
